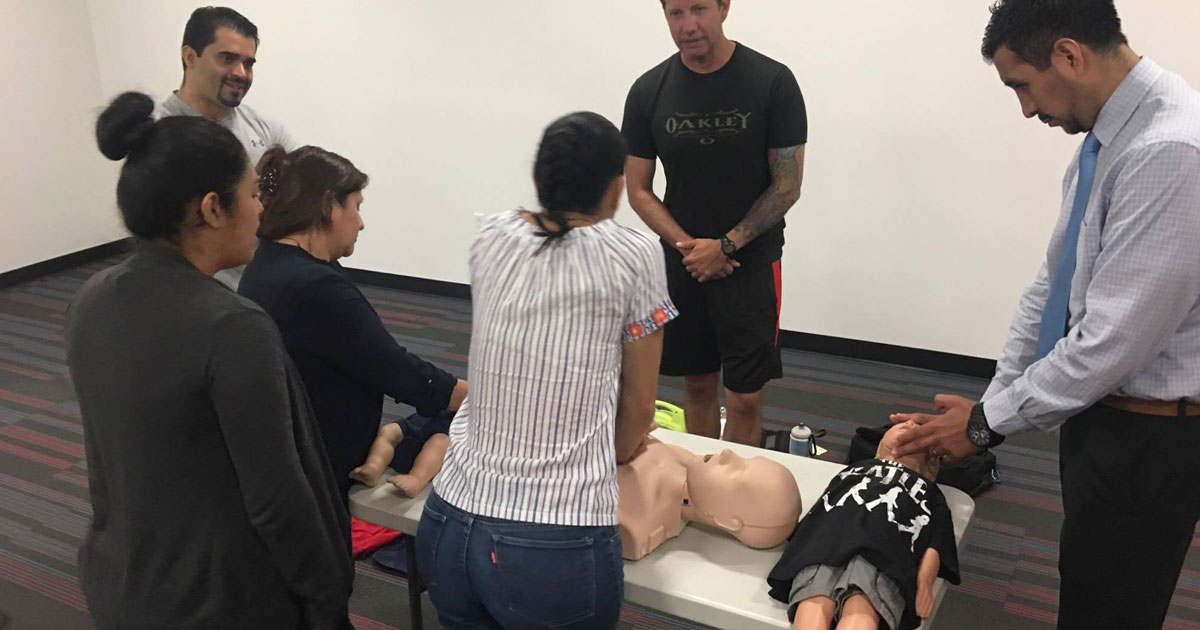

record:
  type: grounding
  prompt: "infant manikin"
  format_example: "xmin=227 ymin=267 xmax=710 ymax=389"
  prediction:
xmin=350 ymin=412 xmax=453 ymax=496
xmin=766 ymin=422 xmax=961 ymax=630
xmin=617 ymin=438 xmax=803 ymax=561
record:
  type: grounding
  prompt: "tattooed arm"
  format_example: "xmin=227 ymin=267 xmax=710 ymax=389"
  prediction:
xmin=726 ymin=144 xmax=806 ymax=250
xmin=681 ymin=144 xmax=803 ymax=280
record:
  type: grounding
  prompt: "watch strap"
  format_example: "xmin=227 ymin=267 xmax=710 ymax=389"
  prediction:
xmin=720 ymin=236 xmax=737 ymax=256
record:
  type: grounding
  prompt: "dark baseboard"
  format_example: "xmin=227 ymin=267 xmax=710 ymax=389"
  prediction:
xmin=344 ymin=267 xmax=471 ymax=300
xmin=0 ymin=238 xmax=133 ymax=290
xmin=346 ymin=267 xmax=997 ymax=379
xmin=2 ymin=251 xmax=997 ymax=377
xmin=777 ymin=330 xmax=996 ymax=379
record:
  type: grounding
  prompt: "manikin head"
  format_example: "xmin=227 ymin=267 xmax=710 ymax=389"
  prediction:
xmin=682 ymin=449 xmax=803 ymax=549
xmin=877 ymin=422 xmax=942 ymax=480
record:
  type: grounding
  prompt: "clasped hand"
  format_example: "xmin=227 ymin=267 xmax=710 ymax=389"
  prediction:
xmin=677 ymin=238 xmax=739 ymax=282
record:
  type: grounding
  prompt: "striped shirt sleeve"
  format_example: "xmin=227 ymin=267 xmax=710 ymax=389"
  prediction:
xmin=623 ymin=237 xmax=678 ymax=342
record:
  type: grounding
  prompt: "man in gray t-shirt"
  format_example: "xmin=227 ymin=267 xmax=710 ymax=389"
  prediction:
xmin=156 ymin=7 xmax=294 ymax=287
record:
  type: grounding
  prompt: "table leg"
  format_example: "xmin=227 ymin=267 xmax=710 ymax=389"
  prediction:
xmin=406 ymin=535 xmax=424 ymax=630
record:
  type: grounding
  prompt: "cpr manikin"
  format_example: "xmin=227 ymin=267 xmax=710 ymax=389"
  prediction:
xmin=617 ymin=438 xmax=803 ymax=561
xmin=766 ymin=423 xmax=961 ymax=630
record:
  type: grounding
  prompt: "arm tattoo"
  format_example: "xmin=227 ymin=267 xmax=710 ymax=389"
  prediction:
xmin=730 ymin=144 xmax=804 ymax=246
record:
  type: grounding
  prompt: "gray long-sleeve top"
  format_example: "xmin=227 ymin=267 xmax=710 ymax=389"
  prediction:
xmin=65 ymin=241 xmax=353 ymax=629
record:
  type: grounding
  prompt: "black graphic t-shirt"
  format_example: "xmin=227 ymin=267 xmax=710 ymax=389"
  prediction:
xmin=622 ymin=43 xmax=807 ymax=267
xmin=767 ymin=459 xmax=961 ymax=630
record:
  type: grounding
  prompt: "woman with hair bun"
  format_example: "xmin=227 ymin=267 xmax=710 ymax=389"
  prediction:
xmin=66 ymin=91 xmax=353 ymax=630
xmin=414 ymin=111 xmax=677 ymax=630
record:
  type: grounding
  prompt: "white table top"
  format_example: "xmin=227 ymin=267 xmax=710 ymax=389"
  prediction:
xmin=349 ymin=428 xmax=976 ymax=630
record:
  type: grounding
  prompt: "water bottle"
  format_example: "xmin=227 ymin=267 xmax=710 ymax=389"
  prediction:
xmin=789 ymin=424 xmax=814 ymax=457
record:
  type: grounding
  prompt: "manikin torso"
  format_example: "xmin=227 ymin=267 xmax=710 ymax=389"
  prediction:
xmin=616 ymin=440 xmax=691 ymax=560
xmin=617 ymin=438 xmax=804 ymax=560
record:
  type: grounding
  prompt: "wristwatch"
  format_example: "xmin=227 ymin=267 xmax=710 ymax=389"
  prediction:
xmin=966 ymin=403 xmax=1005 ymax=449
xmin=720 ymin=235 xmax=738 ymax=256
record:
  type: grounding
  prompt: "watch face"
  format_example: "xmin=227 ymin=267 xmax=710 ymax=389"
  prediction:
xmin=967 ymin=420 xmax=990 ymax=447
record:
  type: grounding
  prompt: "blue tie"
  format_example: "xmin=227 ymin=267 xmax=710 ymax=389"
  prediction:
xmin=1035 ymin=132 xmax=1102 ymax=361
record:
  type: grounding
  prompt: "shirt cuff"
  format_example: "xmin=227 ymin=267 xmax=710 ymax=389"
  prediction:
xmin=623 ymin=300 xmax=679 ymax=342
xmin=980 ymin=379 xmax=1004 ymax=404
xmin=412 ymin=367 xmax=458 ymax=418
xmin=982 ymin=388 xmax=1039 ymax=436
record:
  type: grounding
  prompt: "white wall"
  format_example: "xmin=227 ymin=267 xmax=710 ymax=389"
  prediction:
xmin=0 ymin=0 xmax=124 ymax=274
xmin=82 ymin=1 xmax=1200 ymax=358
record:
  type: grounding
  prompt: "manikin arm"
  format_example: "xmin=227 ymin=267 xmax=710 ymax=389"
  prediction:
xmin=916 ymin=547 xmax=941 ymax=619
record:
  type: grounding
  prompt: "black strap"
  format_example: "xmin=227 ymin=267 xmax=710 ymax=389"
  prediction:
xmin=1180 ymin=399 xmax=1189 ymax=419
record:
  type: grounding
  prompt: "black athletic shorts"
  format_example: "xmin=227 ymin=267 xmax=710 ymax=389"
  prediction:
xmin=660 ymin=250 xmax=782 ymax=394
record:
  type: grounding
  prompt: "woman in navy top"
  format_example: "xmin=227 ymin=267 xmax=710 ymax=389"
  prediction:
xmin=239 ymin=145 xmax=467 ymax=500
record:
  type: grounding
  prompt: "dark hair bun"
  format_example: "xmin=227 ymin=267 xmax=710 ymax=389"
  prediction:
xmin=96 ymin=92 xmax=157 ymax=161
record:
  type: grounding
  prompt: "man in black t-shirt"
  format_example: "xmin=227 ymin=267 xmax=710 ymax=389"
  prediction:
xmin=622 ymin=0 xmax=808 ymax=445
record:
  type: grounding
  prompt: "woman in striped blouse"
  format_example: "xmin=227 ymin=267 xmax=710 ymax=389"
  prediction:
xmin=415 ymin=111 xmax=677 ymax=629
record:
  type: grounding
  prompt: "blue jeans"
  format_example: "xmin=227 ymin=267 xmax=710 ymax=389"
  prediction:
xmin=416 ymin=491 xmax=624 ymax=630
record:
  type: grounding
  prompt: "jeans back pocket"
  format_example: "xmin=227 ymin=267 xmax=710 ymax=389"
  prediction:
xmin=415 ymin=505 xmax=450 ymax=589
xmin=492 ymin=533 xmax=597 ymax=628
